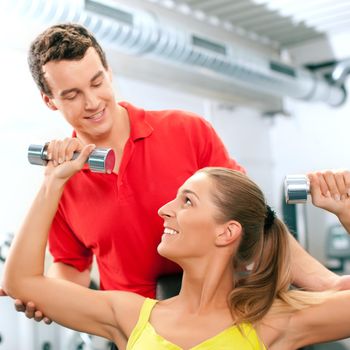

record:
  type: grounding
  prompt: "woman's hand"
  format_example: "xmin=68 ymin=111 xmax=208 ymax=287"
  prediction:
xmin=308 ymin=170 xmax=350 ymax=231
xmin=44 ymin=143 xmax=96 ymax=183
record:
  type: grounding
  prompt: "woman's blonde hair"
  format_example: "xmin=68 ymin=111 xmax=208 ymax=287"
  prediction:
xmin=198 ymin=167 xmax=330 ymax=325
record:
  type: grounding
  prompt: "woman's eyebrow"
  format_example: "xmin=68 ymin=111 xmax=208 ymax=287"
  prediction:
xmin=179 ymin=189 xmax=200 ymax=200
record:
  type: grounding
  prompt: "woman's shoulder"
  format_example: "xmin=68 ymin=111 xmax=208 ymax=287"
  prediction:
xmin=108 ymin=291 xmax=147 ymax=338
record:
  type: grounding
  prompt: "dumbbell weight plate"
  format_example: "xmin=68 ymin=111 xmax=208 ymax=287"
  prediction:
xmin=284 ymin=174 xmax=310 ymax=204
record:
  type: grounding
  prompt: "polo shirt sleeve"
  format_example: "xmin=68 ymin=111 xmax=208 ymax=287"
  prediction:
xmin=196 ymin=118 xmax=246 ymax=174
xmin=48 ymin=207 xmax=93 ymax=272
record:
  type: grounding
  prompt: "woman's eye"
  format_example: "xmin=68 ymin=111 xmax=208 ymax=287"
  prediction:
xmin=184 ymin=197 xmax=192 ymax=206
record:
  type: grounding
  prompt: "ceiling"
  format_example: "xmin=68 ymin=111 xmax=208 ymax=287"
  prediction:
xmin=1 ymin=0 xmax=348 ymax=109
xmin=146 ymin=0 xmax=350 ymax=48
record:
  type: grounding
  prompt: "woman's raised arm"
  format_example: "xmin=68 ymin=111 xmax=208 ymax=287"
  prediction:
xmin=2 ymin=145 xmax=143 ymax=343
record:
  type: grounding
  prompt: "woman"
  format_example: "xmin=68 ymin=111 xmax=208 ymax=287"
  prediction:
xmin=3 ymin=144 xmax=350 ymax=349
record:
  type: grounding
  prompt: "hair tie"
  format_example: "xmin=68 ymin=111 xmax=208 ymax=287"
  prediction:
xmin=264 ymin=205 xmax=275 ymax=231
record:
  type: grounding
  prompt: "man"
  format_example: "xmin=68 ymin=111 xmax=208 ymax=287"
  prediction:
xmin=4 ymin=23 xmax=350 ymax=331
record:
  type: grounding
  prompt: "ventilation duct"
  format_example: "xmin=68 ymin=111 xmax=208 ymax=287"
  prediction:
xmin=1 ymin=0 xmax=346 ymax=107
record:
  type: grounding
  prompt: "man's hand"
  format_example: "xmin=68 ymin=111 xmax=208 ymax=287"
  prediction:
xmin=0 ymin=287 xmax=52 ymax=324
xmin=14 ymin=299 xmax=52 ymax=324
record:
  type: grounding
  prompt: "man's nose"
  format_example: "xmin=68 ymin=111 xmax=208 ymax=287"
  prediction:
xmin=84 ymin=91 xmax=99 ymax=109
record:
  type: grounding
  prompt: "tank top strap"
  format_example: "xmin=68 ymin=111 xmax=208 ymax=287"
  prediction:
xmin=137 ymin=298 xmax=158 ymax=325
xmin=127 ymin=298 xmax=158 ymax=349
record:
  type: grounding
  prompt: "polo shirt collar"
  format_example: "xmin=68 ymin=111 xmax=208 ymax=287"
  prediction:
xmin=71 ymin=101 xmax=153 ymax=171
xmin=119 ymin=101 xmax=153 ymax=141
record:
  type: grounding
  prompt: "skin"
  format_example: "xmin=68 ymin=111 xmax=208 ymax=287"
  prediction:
xmin=309 ymin=170 xmax=350 ymax=230
xmin=41 ymin=46 xmax=130 ymax=172
xmin=6 ymin=45 xmax=350 ymax=325
xmin=3 ymin=158 xmax=350 ymax=350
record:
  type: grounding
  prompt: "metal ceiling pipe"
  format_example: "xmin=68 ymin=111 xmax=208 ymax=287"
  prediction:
xmin=1 ymin=0 xmax=346 ymax=107
xmin=332 ymin=58 xmax=350 ymax=86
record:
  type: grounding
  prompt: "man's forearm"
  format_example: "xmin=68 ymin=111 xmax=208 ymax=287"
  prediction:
xmin=289 ymin=233 xmax=338 ymax=291
xmin=47 ymin=262 xmax=91 ymax=288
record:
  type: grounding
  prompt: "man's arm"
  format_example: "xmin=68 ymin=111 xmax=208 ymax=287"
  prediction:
xmin=47 ymin=262 xmax=91 ymax=287
xmin=288 ymin=233 xmax=339 ymax=291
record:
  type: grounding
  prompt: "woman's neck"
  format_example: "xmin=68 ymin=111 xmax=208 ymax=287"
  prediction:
xmin=175 ymin=257 xmax=235 ymax=314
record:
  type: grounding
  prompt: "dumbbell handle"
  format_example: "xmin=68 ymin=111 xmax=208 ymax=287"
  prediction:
xmin=284 ymin=174 xmax=310 ymax=204
xmin=28 ymin=144 xmax=115 ymax=174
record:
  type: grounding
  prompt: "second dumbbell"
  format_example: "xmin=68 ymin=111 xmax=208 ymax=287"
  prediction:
xmin=28 ymin=144 xmax=116 ymax=174
xmin=284 ymin=174 xmax=310 ymax=204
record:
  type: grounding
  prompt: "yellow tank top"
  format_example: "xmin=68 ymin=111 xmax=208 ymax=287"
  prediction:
xmin=127 ymin=298 xmax=266 ymax=350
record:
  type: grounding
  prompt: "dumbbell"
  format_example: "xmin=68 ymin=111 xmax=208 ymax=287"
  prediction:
xmin=284 ymin=174 xmax=310 ymax=204
xmin=28 ymin=144 xmax=115 ymax=174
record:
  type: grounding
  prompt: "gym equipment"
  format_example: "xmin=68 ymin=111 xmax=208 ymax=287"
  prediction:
xmin=284 ymin=174 xmax=310 ymax=204
xmin=156 ymin=273 xmax=182 ymax=300
xmin=326 ymin=224 xmax=350 ymax=272
xmin=28 ymin=144 xmax=115 ymax=174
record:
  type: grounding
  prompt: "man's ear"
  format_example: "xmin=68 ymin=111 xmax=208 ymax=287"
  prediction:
xmin=215 ymin=221 xmax=241 ymax=247
xmin=41 ymin=93 xmax=58 ymax=111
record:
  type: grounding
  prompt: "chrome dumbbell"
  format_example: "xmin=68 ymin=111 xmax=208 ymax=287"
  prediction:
xmin=284 ymin=174 xmax=310 ymax=204
xmin=28 ymin=144 xmax=115 ymax=174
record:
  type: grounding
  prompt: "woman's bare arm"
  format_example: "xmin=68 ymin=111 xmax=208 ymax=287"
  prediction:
xmin=2 ymin=145 xmax=143 ymax=342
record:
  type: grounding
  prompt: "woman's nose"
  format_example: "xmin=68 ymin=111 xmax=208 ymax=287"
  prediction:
xmin=158 ymin=199 xmax=176 ymax=218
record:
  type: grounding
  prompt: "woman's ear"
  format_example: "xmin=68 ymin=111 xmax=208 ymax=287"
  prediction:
xmin=215 ymin=221 xmax=242 ymax=246
xmin=41 ymin=93 xmax=58 ymax=111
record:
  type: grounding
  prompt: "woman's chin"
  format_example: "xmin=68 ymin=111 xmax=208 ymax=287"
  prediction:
xmin=157 ymin=243 xmax=176 ymax=261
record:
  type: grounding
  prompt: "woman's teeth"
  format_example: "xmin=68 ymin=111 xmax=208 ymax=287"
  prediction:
xmin=164 ymin=228 xmax=179 ymax=235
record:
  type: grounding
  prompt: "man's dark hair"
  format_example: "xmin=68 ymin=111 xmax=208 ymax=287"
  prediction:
xmin=28 ymin=23 xmax=108 ymax=97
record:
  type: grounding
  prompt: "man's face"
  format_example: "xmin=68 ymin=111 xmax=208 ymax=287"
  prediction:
xmin=42 ymin=47 xmax=117 ymax=141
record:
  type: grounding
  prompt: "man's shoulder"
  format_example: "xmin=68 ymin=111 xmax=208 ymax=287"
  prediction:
xmin=146 ymin=108 xmax=211 ymax=130
xmin=121 ymin=101 xmax=214 ymax=135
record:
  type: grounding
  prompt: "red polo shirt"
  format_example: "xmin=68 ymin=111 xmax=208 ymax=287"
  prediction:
xmin=49 ymin=102 xmax=244 ymax=297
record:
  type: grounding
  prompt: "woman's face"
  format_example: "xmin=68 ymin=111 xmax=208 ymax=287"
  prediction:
xmin=157 ymin=172 xmax=224 ymax=262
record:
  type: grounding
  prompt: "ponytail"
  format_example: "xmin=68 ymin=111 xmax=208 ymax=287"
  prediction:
xmin=229 ymin=217 xmax=291 ymax=325
xmin=229 ymin=214 xmax=332 ymax=325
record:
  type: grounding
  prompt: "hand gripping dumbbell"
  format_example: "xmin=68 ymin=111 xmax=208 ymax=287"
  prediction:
xmin=284 ymin=174 xmax=310 ymax=204
xmin=28 ymin=144 xmax=115 ymax=174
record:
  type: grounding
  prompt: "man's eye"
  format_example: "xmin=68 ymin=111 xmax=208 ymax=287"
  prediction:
xmin=65 ymin=93 xmax=77 ymax=100
xmin=92 ymin=81 xmax=103 ymax=87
